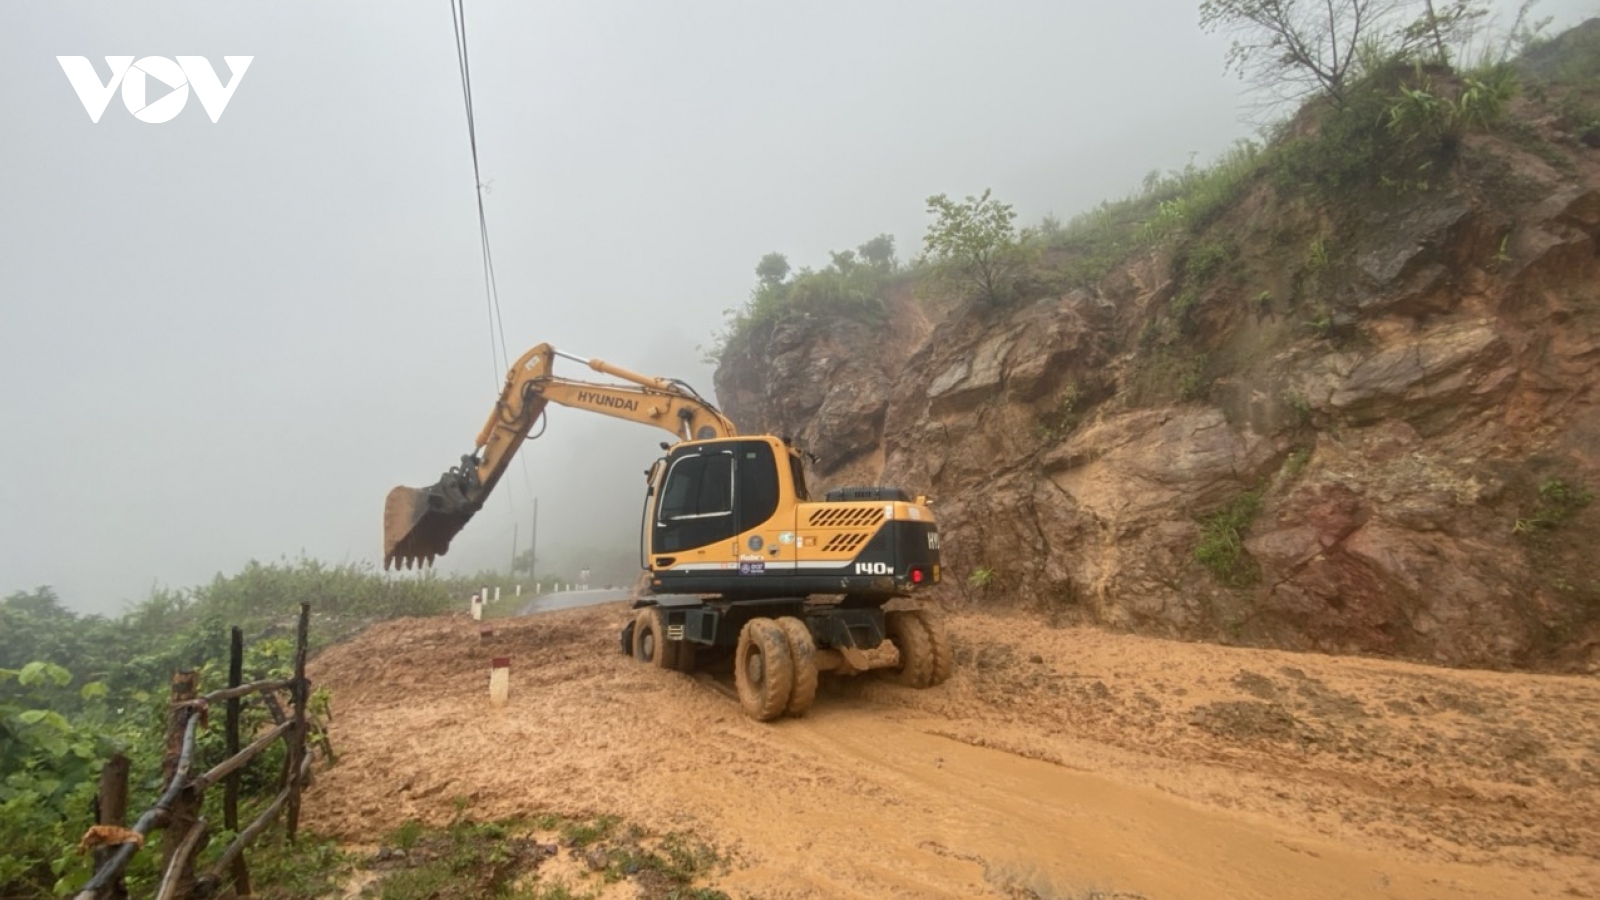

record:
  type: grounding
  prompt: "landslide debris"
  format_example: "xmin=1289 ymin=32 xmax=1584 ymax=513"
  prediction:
xmin=301 ymin=605 xmax=1600 ymax=899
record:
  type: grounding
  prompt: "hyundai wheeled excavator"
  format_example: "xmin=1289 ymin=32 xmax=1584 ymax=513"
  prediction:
xmin=383 ymin=343 xmax=949 ymax=720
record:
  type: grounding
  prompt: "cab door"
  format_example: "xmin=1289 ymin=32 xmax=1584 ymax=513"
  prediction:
xmin=729 ymin=440 xmax=792 ymax=576
xmin=653 ymin=445 xmax=739 ymax=557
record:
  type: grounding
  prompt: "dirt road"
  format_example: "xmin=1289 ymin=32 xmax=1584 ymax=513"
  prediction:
xmin=303 ymin=603 xmax=1599 ymax=899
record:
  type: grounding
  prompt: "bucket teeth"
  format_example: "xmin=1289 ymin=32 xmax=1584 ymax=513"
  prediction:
xmin=382 ymin=550 xmax=438 ymax=572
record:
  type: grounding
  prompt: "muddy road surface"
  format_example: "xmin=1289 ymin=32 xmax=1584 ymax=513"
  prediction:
xmin=304 ymin=604 xmax=1599 ymax=899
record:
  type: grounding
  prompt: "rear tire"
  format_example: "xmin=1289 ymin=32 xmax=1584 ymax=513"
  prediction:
xmin=632 ymin=608 xmax=677 ymax=670
xmin=883 ymin=610 xmax=935 ymax=688
xmin=775 ymin=616 xmax=818 ymax=717
xmin=913 ymin=609 xmax=953 ymax=686
xmin=735 ymin=618 xmax=794 ymax=722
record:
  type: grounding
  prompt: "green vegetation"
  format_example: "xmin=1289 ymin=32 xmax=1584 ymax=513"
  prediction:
xmin=1282 ymin=391 xmax=1314 ymax=429
xmin=363 ymin=817 xmax=726 ymax=900
xmin=0 ymin=662 xmax=122 ymax=896
xmin=1514 ymin=477 xmax=1594 ymax=535
xmin=0 ymin=559 xmax=461 ymax=899
xmin=249 ymin=834 xmax=354 ymax=900
xmin=922 ymin=189 xmax=1030 ymax=306
xmin=2 ymin=560 xmax=734 ymax=899
xmin=1035 ymin=382 xmax=1085 ymax=442
xmin=1195 ymin=486 xmax=1267 ymax=587
xmin=1283 ymin=446 xmax=1314 ymax=478
xmin=709 ymin=235 xmax=901 ymax=362
xmin=968 ymin=566 xmax=998 ymax=591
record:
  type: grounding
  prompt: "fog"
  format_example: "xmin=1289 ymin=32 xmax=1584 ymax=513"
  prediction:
xmin=1 ymin=1 xmax=1591 ymax=613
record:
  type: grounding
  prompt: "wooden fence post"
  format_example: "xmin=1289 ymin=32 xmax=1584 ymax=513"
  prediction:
xmin=224 ymin=626 xmax=251 ymax=897
xmin=161 ymin=672 xmax=201 ymax=899
xmin=286 ymin=602 xmax=310 ymax=843
xmin=94 ymin=753 xmax=130 ymax=900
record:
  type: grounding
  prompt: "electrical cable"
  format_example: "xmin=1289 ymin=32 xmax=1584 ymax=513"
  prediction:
xmin=449 ymin=0 xmax=512 ymax=385
xmin=449 ymin=0 xmax=532 ymax=519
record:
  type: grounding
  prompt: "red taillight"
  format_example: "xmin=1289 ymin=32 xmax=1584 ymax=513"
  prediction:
xmin=910 ymin=567 xmax=925 ymax=584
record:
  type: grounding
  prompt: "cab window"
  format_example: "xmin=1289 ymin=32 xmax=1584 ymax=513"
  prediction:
xmin=659 ymin=452 xmax=733 ymax=520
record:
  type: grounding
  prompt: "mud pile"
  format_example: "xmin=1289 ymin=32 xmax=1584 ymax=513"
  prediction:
xmin=303 ymin=606 xmax=1600 ymax=899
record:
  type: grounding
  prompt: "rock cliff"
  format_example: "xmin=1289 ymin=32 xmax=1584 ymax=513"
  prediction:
xmin=716 ymin=40 xmax=1600 ymax=672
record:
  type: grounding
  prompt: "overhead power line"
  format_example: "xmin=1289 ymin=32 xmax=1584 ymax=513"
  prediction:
xmin=449 ymin=0 xmax=511 ymax=386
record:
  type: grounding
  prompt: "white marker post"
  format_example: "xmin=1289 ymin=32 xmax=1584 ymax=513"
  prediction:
xmin=470 ymin=593 xmax=483 ymax=622
xmin=489 ymin=656 xmax=510 ymax=707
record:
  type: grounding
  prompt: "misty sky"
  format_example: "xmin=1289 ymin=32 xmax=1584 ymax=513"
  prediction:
xmin=2 ymin=1 xmax=1593 ymax=614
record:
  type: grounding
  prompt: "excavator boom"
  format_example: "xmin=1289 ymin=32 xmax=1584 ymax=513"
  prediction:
xmin=383 ymin=344 xmax=735 ymax=569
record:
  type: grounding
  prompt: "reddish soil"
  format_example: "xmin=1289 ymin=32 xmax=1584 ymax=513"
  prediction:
xmin=303 ymin=603 xmax=1600 ymax=899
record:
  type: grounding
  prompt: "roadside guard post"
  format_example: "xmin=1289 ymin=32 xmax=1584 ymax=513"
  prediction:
xmin=489 ymin=656 xmax=510 ymax=707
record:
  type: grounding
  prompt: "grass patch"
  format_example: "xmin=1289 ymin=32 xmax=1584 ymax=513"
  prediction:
xmin=558 ymin=815 xmax=619 ymax=849
xmin=1196 ymin=486 xmax=1267 ymax=587
xmin=369 ymin=820 xmax=537 ymax=900
xmin=1514 ymin=477 xmax=1593 ymax=536
xmin=1283 ymin=447 xmax=1313 ymax=479
xmin=249 ymin=833 xmax=355 ymax=900
xmin=335 ymin=816 xmax=729 ymax=900
xmin=1040 ymin=141 xmax=1263 ymax=288
xmin=1035 ymin=382 xmax=1085 ymax=442
xmin=968 ymin=566 xmax=998 ymax=591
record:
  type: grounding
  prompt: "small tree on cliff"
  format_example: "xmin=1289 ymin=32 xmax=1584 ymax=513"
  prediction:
xmin=923 ymin=189 xmax=1025 ymax=306
xmin=1199 ymin=0 xmax=1438 ymax=106
xmin=857 ymin=233 xmax=897 ymax=271
xmin=755 ymin=252 xmax=790 ymax=288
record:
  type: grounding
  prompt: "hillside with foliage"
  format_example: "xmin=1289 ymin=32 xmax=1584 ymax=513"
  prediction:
xmin=0 ymin=561 xmax=465 ymax=898
xmin=715 ymin=7 xmax=1600 ymax=671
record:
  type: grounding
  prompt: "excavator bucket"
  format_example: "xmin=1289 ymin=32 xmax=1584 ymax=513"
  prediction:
xmin=382 ymin=484 xmax=473 ymax=570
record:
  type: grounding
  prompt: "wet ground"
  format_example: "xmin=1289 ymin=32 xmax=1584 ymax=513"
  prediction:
xmin=304 ymin=602 xmax=1600 ymax=899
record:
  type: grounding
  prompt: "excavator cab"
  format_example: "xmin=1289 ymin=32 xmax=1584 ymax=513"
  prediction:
xmin=638 ymin=436 xmax=940 ymax=601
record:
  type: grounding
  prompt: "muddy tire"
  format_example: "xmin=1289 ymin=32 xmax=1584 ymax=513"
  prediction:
xmin=619 ymin=620 xmax=636 ymax=656
xmin=913 ymin=609 xmax=953 ymax=686
xmin=775 ymin=616 xmax=818 ymax=717
xmin=632 ymin=608 xmax=676 ymax=670
xmin=735 ymin=618 xmax=794 ymax=722
xmin=883 ymin=610 xmax=935 ymax=688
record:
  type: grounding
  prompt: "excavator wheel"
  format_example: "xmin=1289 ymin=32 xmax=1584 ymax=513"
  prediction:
xmin=775 ymin=616 xmax=818 ymax=717
xmin=912 ymin=609 xmax=953 ymax=686
xmin=633 ymin=608 xmax=678 ymax=670
xmin=735 ymin=618 xmax=794 ymax=722
xmin=883 ymin=610 xmax=936 ymax=688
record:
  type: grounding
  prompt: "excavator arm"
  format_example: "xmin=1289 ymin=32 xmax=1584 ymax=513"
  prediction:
xmin=382 ymin=343 xmax=736 ymax=570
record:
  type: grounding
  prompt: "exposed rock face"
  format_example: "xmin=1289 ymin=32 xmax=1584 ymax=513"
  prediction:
xmin=715 ymin=128 xmax=1600 ymax=673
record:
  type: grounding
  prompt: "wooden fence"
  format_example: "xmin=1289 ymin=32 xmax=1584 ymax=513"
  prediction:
xmin=73 ymin=603 xmax=322 ymax=900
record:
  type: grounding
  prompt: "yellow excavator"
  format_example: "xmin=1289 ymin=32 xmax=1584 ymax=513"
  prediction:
xmin=383 ymin=343 xmax=949 ymax=720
